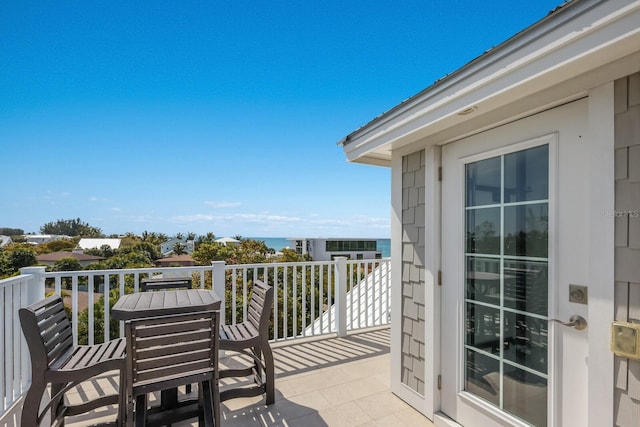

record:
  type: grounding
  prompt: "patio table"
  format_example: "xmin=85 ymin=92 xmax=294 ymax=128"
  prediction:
xmin=112 ymin=289 xmax=221 ymax=426
xmin=112 ymin=288 xmax=220 ymax=321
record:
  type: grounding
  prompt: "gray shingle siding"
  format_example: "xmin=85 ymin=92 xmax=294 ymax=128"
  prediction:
xmin=614 ymin=72 xmax=640 ymax=427
xmin=401 ymin=150 xmax=426 ymax=395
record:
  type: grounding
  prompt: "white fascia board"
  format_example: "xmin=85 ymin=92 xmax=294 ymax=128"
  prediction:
xmin=343 ymin=0 xmax=640 ymax=164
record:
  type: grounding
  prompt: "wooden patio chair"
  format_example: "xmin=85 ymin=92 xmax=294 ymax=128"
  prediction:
xmin=19 ymin=294 xmax=126 ymax=426
xmin=124 ymin=310 xmax=220 ymax=427
xmin=140 ymin=276 xmax=195 ymax=395
xmin=219 ymin=280 xmax=275 ymax=404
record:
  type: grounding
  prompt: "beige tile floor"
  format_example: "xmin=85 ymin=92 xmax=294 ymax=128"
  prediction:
xmin=14 ymin=327 xmax=434 ymax=427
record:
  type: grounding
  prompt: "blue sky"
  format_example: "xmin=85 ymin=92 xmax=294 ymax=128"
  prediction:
xmin=1 ymin=0 xmax=563 ymax=238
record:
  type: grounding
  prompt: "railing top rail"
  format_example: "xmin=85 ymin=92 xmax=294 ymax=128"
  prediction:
xmin=41 ymin=265 xmax=213 ymax=277
xmin=28 ymin=258 xmax=392 ymax=279
xmin=225 ymin=258 xmax=390 ymax=269
xmin=0 ymin=274 xmax=31 ymax=289
xmin=344 ymin=258 xmax=390 ymax=265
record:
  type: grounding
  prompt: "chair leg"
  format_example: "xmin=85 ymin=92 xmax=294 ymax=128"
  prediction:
xmin=197 ymin=383 xmax=204 ymax=426
xmin=50 ymin=382 xmax=67 ymax=426
xmin=252 ymin=345 xmax=263 ymax=386
xmin=213 ymin=377 xmax=220 ymax=427
xmin=261 ymin=341 xmax=275 ymax=405
xmin=200 ymin=381 xmax=214 ymax=427
xmin=135 ymin=394 xmax=147 ymax=427
xmin=21 ymin=381 xmax=46 ymax=427
xmin=125 ymin=394 xmax=134 ymax=427
xmin=118 ymin=369 xmax=126 ymax=427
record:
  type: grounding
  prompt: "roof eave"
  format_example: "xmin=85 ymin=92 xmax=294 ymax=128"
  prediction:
xmin=341 ymin=0 xmax=640 ymax=165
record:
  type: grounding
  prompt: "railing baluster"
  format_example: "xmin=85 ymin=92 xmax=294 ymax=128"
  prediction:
xmin=310 ymin=264 xmax=315 ymax=337
xmin=318 ymin=264 xmax=323 ymax=335
xmin=328 ymin=263 xmax=332 ymax=333
xmin=350 ymin=262 xmax=355 ymax=330
xmin=89 ymin=275 xmax=95 ymax=345
xmin=283 ymin=265 xmax=288 ymax=339
xmin=293 ymin=266 xmax=297 ymax=338
xmin=301 ymin=265 xmax=306 ymax=336
xmin=243 ymin=268 xmax=248 ymax=322
xmin=103 ymin=273 xmax=109 ymax=343
xmin=351 ymin=262 xmax=366 ymax=329
xmin=2 ymin=285 xmax=10 ymax=411
xmin=72 ymin=275 xmax=79 ymax=346
xmin=272 ymin=265 xmax=278 ymax=341
xmin=231 ymin=268 xmax=237 ymax=325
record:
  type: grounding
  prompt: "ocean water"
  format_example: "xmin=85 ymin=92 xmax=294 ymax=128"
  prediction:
xmin=248 ymin=237 xmax=391 ymax=258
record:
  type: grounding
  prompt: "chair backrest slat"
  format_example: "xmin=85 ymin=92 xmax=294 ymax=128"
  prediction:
xmin=140 ymin=277 xmax=193 ymax=292
xmin=126 ymin=310 xmax=218 ymax=394
xmin=246 ymin=280 xmax=273 ymax=333
xmin=19 ymin=295 xmax=74 ymax=368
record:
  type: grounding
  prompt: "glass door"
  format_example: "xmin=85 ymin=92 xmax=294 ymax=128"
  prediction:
xmin=464 ymin=144 xmax=549 ymax=426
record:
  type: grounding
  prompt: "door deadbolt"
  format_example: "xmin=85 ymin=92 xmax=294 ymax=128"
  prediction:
xmin=549 ymin=315 xmax=588 ymax=330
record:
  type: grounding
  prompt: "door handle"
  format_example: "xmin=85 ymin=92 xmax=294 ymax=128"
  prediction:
xmin=549 ymin=315 xmax=587 ymax=330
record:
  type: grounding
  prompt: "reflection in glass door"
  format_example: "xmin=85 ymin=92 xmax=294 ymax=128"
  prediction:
xmin=464 ymin=144 xmax=549 ymax=426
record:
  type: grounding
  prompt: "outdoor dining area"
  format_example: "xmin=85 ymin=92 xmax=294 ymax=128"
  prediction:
xmin=1 ymin=258 xmax=424 ymax=426
xmin=18 ymin=278 xmax=275 ymax=427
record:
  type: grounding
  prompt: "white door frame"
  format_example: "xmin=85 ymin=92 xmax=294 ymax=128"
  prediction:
xmin=443 ymin=132 xmax=560 ymax=427
xmin=585 ymin=82 xmax=615 ymax=427
xmin=435 ymin=94 xmax=615 ymax=426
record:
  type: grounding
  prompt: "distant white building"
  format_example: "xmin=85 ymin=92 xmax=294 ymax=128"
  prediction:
xmin=77 ymin=238 xmax=122 ymax=251
xmin=0 ymin=235 xmax=12 ymax=247
xmin=287 ymin=238 xmax=382 ymax=261
xmin=214 ymin=237 xmax=241 ymax=246
xmin=23 ymin=234 xmax=69 ymax=244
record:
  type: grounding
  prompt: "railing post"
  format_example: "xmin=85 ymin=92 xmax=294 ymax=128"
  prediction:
xmin=335 ymin=257 xmax=347 ymax=337
xmin=19 ymin=266 xmax=46 ymax=306
xmin=212 ymin=261 xmax=226 ymax=326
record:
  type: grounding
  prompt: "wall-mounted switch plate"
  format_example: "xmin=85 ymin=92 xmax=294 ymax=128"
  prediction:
xmin=611 ymin=321 xmax=640 ymax=360
xmin=569 ymin=285 xmax=588 ymax=304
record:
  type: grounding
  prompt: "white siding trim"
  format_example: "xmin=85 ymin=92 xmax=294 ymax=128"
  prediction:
xmin=587 ymin=82 xmax=616 ymax=427
xmin=390 ymin=151 xmax=404 ymax=400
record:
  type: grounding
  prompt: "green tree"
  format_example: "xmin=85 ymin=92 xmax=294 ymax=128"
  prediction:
xmin=0 ymin=244 xmax=37 ymax=278
xmin=197 ymin=232 xmax=216 ymax=244
xmin=77 ymin=288 xmax=123 ymax=345
xmin=38 ymin=238 xmax=78 ymax=253
xmin=0 ymin=227 xmax=24 ymax=236
xmin=124 ymin=241 xmax=161 ymax=260
xmin=191 ymin=242 xmax=230 ymax=265
xmin=5 ymin=244 xmax=37 ymax=270
xmin=52 ymin=257 xmax=83 ymax=272
xmin=40 ymin=218 xmax=103 ymax=237
xmin=141 ymin=231 xmax=168 ymax=245
xmin=230 ymin=239 xmax=269 ymax=264
xmin=275 ymin=248 xmax=305 ymax=262
xmin=173 ymin=242 xmax=187 ymax=255
xmin=101 ymin=252 xmax=154 ymax=270
xmin=86 ymin=244 xmax=116 ymax=258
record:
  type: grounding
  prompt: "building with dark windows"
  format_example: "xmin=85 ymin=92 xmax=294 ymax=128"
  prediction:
xmin=287 ymin=238 xmax=382 ymax=261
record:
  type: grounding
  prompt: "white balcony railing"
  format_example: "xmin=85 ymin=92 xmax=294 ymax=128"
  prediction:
xmin=0 ymin=257 xmax=390 ymax=419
